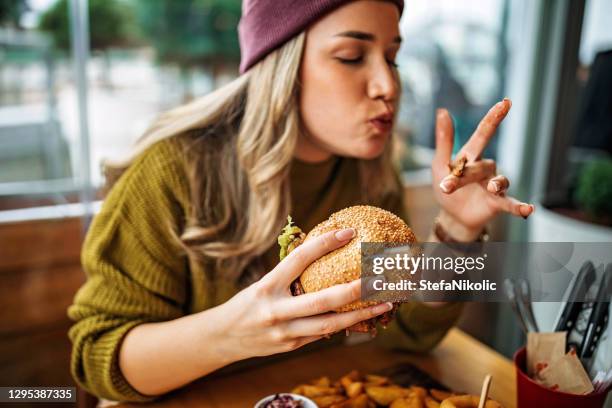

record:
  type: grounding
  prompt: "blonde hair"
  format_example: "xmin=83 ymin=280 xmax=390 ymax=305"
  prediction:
xmin=104 ymin=32 xmax=400 ymax=285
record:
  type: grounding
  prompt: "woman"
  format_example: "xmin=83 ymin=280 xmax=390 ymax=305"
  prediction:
xmin=68 ymin=0 xmax=535 ymax=402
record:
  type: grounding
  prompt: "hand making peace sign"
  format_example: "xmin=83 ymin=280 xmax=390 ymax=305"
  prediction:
xmin=432 ymin=99 xmax=535 ymax=232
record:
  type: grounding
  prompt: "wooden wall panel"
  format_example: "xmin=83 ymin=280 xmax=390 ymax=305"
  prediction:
xmin=0 ymin=264 xmax=85 ymax=336
xmin=0 ymin=216 xmax=84 ymax=389
xmin=0 ymin=325 xmax=74 ymax=386
xmin=0 ymin=217 xmax=83 ymax=271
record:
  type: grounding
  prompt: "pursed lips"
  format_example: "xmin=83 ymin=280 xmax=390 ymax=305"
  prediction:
xmin=368 ymin=111 xmax=394 ymax=133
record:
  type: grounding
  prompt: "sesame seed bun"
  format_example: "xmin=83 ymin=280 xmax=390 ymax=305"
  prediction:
xmin=298 ymin=205 xmax=417 ymax=333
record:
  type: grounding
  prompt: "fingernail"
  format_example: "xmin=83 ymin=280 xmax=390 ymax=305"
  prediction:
xmin=335 ymin=228 xmax=355 ymax=241
xmin=375 ymin=302 xmax=393 ymax=313
xmin=491 ymin=180 xmax=501 ymax=193
xmin=439 ymin=179 xmax=454 ymax=193
xmin=519 ymin=204 xmax=531 ymax=219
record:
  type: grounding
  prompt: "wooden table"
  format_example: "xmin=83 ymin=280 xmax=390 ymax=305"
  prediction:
xmin=117 ymin=328 xmax=516 ymax=408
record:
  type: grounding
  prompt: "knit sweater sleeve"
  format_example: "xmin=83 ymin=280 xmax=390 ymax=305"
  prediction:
xmin=67 ymin=138 xmax=191 ymax=402
xmin=375 ymin=168 xmax=464 ymax=352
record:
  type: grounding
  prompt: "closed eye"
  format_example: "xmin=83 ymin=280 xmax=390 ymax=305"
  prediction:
xmin=336 ymin=56 xmax=399 ymax=68
xmin=336 ymin=56 xmax=364 ymax=65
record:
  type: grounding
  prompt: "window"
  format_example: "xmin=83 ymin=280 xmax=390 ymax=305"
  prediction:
xmin=533 ymin=0 xmax=612 ymax=230
xmin=396 ymin=0 xmax=510 ymax=174
xmin=0 ymin=0 xmax=241 ymax=215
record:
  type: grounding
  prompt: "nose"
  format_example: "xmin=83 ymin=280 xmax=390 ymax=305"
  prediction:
xmin=367 ymin=60 xmax=399 ymax=103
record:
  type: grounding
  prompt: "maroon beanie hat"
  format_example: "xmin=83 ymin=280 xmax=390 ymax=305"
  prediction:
xmin=238 ymin=0 xmax=404 ymax=73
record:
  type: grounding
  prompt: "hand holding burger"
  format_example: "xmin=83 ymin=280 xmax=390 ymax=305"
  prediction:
xmin=278 ymin=205 xmax=417 ymax=335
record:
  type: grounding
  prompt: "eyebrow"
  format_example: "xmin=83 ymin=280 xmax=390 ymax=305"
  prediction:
xmin=334 ymin=30 xmax=402 ymax=44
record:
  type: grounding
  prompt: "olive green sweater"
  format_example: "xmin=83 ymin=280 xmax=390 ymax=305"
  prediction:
xmin=68 ymin=136 xmax=463 ymax=402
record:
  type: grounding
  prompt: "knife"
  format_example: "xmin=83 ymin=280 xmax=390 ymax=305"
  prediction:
xmin=504 ymin=278 xmax=529 ymax=334
xmin=579 ymin=263 xmax=611 ymax=361
xmin=554 ymin=261 xmax=596 ymax=334
xmin=518 ymin=279 xmax=539 ymax=333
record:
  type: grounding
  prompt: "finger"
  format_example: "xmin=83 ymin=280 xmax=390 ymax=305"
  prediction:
xmin=266 ymin=228 xmax=355 ymax=289
xmin=439 ymin=159 xmax=496 ymax=194
xmin=285 ymin=302 xmax=393 ymax=337
xmin=486 ymin=175 xmax=510 ymax=196
xmin=277 ymin=279 xmax=362 ymax=320
xmin=295 ymin=335 xmax=325 ymax=349
xmin=459 ymin=98 xmax=511 ymax=161
xmin=491 ymin=195 xmax=535 ymax=219
xmin=433 ymin=109 xmax=454 ymax=169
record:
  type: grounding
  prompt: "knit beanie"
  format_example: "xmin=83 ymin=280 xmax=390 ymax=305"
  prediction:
xmin=238 ymin=0 xmax=404 ymax=73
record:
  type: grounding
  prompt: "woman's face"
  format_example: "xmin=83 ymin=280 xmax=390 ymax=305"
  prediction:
xmin=297 ymin=0 xmax=401 ymax=162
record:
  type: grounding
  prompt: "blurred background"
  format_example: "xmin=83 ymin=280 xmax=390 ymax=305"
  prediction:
xmin=1 ymin=0 xmax=611 ymax=392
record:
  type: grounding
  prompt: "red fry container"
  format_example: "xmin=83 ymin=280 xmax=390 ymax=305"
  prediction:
xmin=514 ymin=347 xmax=610 ymax=408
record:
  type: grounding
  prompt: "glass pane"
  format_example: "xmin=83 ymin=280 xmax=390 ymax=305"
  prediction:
xmin=85 ymin=0 xmax=241 ymax=188
xmin=0 ymin=4 xmax=79 ymax=210
xmin=557 ymin=0 xmax=612 ymax=227
xmin=0 ymin=0 xmax=87 ymax=389
xmin=1 ymin=0 xmax=243 ymax=210
xmin=396 ymin=0 xmax=509 ymax=171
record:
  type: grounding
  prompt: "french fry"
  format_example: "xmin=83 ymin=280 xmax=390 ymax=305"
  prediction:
xmin=299 ymin=385 xmax=339 ymax=398
xmin=340 ymin=379 xmax=353 ymax=390
xmin=448 ymin=155 xmax=468 ymax=177
xmin=311 ymin=376 xmax=332 ymax=387
xmin=390 ymin=397 xmax=423 ymax=408
xmin=291 ymin=385 xmax=306 ymax=395
xmin=440 ymin=395 xmax=503 ymax=408
xmin=312 ymin=395 xmax=347 ymax=408
xmin=346 ymin=381 xmax=364 ymax=398
xmin=410 ymin=386 xmax=427 ymax=399
xmin=424 ymin=396 xmax=441 ymax=408
xmin=429 ymin=389 xmax=453 ymax=402
xmin=365 ymin=385 xmax=411 ymax=405
xmin=346 ymin=370 xmax=363 ymax=381
xmin=291 ymin=370 xmax=467 ymax=408
xmin=330 ymin=394 xmax=370 ymax=408
xmin=390 ymin=398 xmax=411 ymax=408
xmin=340 ymin=370 xmax=363 ymax=389
xmin=440 ymin=395 xmax=478 ymax=408
xmin=364 ymin=374 xmax=390 ymax=385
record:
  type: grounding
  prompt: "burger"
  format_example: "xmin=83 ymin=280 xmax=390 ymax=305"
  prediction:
xmin=277 ymin=205 xmax=417 ymax=335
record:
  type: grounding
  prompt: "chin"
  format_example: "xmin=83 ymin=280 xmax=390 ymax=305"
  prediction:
xmin=353 ymin=138 xmax=388 ymax=159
